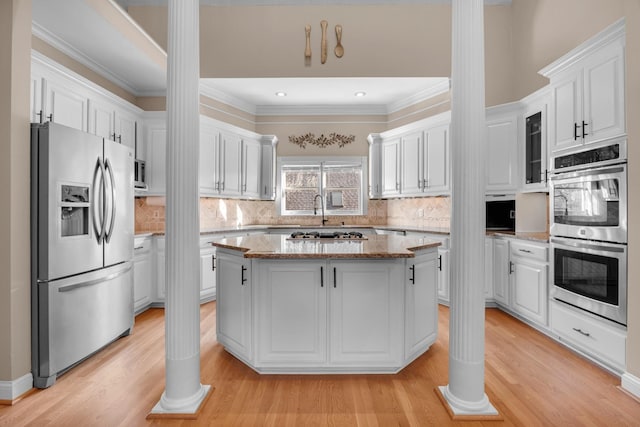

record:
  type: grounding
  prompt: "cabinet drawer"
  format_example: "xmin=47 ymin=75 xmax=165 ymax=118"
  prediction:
xmin=550 ymin=301 xmax=626 ymax=370
xmin=133 ymin=237 xmax=151 ymax=254
xmin=510 ymin=240 xmax=547 ymax=262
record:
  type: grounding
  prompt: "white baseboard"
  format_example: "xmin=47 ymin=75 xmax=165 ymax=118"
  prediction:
xmin=0 ymin=373 xmax=33 ymax=402
xmin=622 ymin=372 xmax=640 ymax=400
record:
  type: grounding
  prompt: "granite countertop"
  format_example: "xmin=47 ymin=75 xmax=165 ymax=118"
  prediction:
xmin=488 ymin=231 xmax=550 ymax=243
xmin=212 ymin=234 xmax=442 ymax=259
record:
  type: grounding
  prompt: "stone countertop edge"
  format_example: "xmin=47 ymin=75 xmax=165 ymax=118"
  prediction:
xmin=212 ymin=236 xmax=441 ymax=259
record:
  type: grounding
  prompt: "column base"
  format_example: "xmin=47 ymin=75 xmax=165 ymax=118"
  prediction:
xmin=148 ymin=384 xmax=212 ymax=420
xmin=436 ymin=386 xmax=502 ymax=420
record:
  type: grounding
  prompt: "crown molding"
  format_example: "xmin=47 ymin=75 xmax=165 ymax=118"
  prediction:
xmin=387 ymin=79 xmax=450 ymax=113
xmin=539 ymin=17 xmax=625 ymax=78
xmin=255 ymin=104 xmax=388 ymax=116
xmin=32 ymin=22 xmax=146 ymax=97
xmin=199 ymin=82 xmax=257 ymax=115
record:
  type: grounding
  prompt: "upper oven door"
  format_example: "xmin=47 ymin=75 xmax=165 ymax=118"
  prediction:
xmin=550 ymin=164 xmax=627 ymax=243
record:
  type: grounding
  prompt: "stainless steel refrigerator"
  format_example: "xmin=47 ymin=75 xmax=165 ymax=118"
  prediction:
xmin=31 ymin=122 xmax=134 ymax=388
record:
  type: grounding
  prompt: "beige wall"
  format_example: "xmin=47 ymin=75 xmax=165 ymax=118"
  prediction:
xmin=0 ymin=0 xmax=32 ymax=383
xmin=129 ymin=4 xmax=515 ymax=107
xmin=510 ymin=0 xmax=640 ymax=379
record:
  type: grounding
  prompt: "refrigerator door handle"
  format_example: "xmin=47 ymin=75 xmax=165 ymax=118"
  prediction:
xmin=104 ymin=157 xmax=116 ymax=243
xmin=92 ymin=157 xmax=106 ymax=244
xmin=57 ymin=263 xmax=133 ymax=293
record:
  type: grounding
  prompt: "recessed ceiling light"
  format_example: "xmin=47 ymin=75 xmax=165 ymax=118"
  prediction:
xmin=275 ymin=91 xmax=287 ymax=97
xmin=354 ymin=91 xmax=366 ymax=97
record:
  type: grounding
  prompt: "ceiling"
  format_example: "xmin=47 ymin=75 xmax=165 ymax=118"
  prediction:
xmin=31 ymin=0 xmax=460 ymax=114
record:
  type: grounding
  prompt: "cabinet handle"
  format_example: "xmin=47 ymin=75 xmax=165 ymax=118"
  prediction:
xmin=542 ymin=169 xmax=549 ymax=183
xmin=574 ymin=122 xmax=580 ymax=141
xmin=572 ymin=327 xmax=590 ymax=337
xmin=409 ymin=265 xmax=415 ymax=285
xmin=37 ymin=110 xmax=43 ymax=123
xmin=47 ymin=113 xmax=53 ymax=122
xmin=320 ymin=266 xmax=324 ymax=287
xmin=519 ymin=249 xmax=533 ymax=254
xmin=509 ymin=261 xmax=514 ymax=274
xmin=582 ymin=121 xmax=589 ymax=138
xmin=117 ymin=134 xmax=122 ymax=144
xmin=264 ymin=185 xmax=267 ymax=195
xmin=211 ymin=254 xmax=216 ymax=271
xmin=333 ymin=267 xmax=337 ymax=288
xmin=241 ymin=265 xmax=247 ymax=285
xmin=111 ymin=133 xmax=117 ymax=141
xmin=438 ymin=255 xmax=442 ymax=271
xmin=134 ymin=246 xmax=144 ymax=250
xmin=396 ymin=182 xmax=400 ymax=191
xmin=221 ymin=181 xmax=225 ymax=191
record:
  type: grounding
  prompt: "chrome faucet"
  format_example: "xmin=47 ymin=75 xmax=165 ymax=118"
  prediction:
xmin=314 ymin=194 xmax=328 ymax=226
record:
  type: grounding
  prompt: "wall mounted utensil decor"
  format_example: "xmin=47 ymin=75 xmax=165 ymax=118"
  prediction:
xmin=335 ymin=24 xmax=344 ymax=58
xmin=304 ymin=24 xmax=312 ymax=59
xmin=320 ymin=20 xmax=328 ymax=64
xmin=289 ymin=133 xmax=355 ymax=149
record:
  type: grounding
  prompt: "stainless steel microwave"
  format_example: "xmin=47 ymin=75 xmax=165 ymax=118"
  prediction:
xmin=134 ymin=159 xmax=147 ymax=189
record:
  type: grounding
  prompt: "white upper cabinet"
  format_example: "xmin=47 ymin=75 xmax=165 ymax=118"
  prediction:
xmin=424 ymin=123 xmax=449 ymax=194
xmin=199 ymin=120 xmax=221 ymax=196
xmin=400 ymin=131 xmax=423 ymax=195
xmin=242 ymin=138 xmax=262 ymax=199
xmin=89 ymin=97 xmax=140 ymax=153
xmin=381 ymin=138 xmax=401 ymax=197
xmin=520 ymin=88 xmax=550 ymax=191
xmin=367 ymin=134 xmax=383 ymax=199
xmin=219 ymin=131 xmax=243 ymax=197
xmin=486 ymin=105 xmax=519 ymax=194
xmin=260 ymin=136 xmax=278 ymax=200
xmin=144 ymin=115 xmax=167 ymax=195
xmin=376 ymin=111 xmax=451 ymax=199
xmin=541 ymin=19 xmax=625 ymax=156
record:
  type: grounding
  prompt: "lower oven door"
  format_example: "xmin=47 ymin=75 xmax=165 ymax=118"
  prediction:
xmin=550 ymin=237 xmax=627 ymax=325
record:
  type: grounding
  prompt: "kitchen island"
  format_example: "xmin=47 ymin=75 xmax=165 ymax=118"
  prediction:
xmin=212 ymin=233 xmax=441 ymax=374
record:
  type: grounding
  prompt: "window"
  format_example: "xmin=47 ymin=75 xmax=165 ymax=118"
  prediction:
xmin=277 ymin=157 xmax=367 ymax=217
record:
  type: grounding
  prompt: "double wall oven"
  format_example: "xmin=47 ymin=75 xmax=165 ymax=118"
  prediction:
xmin=549 ymin=139 xmax=627 ymax=325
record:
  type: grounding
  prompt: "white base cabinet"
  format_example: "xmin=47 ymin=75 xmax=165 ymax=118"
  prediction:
xmin=492 ymin=238 xmax=510 ymax=307
xmin=510 ymin=241 xmax=548 ymax=326
xmin=133 ymin=236 xmax=152 ymax=314
xmin=216 ymin=250 xmax=252 ymax=362
xmin=216 ymin=247 xmax=438 ymax=374
xmin=550 ymin=300 xmax=626 ymax=373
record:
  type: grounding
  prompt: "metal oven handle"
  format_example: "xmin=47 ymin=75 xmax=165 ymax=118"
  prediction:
xmin=550 ymin=237 xmax=625 ymax=253
xmin=550 ymin=166 xmax=624 ymax=181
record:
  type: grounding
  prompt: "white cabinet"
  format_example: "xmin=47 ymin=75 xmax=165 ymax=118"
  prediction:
xmin=260 ymin=136 xmax=278 ymax=200
xmin=405 ymin=251 xmax=438 ymax=360
xmin=424 ymin=123 xmax=449 ymax=194
xmin=484 ymin=237 xmax=494 ymax=300
xmin=200 ymin=246 xmax=217 ymax=301
xmin=329 ymin=260 xmax=403 ymax=367
xmin=381 ymin=138 xmax=400 ymax=197
xmin=367 ymin=134 xmax=383 ymax=199
xmin=401 ymin=131 xmax=423 ymax=195
xmin=89 ymin=98 xmax=140 ymax=152
xmin=509 ymin=240 xmax=548 ymax=326
xmin=133 ymin=236 xmax=153 ymax=314
xmin=542 ymin=21 xmax=625 ymax=154
xmin=550 ymin=300 xmax=626 ymax=372
xmin=242 ymin=138 xmax=262 ymax=199
xmin=154 ymin=236 xmax=166 ymax=301
xmin=486 ymin=108 xmax=519 ymax=194
xmin=437 ymin=248 xmax=450 ymax=303
xmin=30 ymin=70 xmax=44 ymax=124
xmin=199 ymin=120 xmax=220 ymax=195
xmin=219 ymin=131 xmax=243 ymax=197
xmin=144 ymin=117 xmax=167 ymax=195
xmin=255 ymin=261 xmax=327 ymax=366
xmin=216 ymin=250 xmax=252 ymax=361
xmin=43 ymin=74 xmax=89 ymax=132
xmin=493 ymin=238 xmax=510 ymax=307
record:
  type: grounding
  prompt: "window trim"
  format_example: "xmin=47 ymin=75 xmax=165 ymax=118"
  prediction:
xmin=276 ymin=156 xmax=368 ymax=217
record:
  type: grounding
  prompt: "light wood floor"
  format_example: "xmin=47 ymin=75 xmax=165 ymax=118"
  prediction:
xmin=2 ymin=302 xmax=639 ymax=426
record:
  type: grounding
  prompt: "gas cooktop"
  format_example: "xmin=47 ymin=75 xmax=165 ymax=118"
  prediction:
xmin=289 ymin=231 xmax=366 ymax=240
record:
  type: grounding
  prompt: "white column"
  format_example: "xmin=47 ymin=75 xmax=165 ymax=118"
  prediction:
xmin=150 ymin=0 xmax=210 ymax=415
xmin=438 ymin=0 xmax=498 ymax=417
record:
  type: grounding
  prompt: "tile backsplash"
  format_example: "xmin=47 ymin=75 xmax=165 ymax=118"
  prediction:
xmin=135 ymin=196 xmax=450 ymax=233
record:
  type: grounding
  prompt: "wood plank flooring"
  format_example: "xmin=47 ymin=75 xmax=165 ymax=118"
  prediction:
xmin=2 ymin=302 xmax=639 ymax=426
